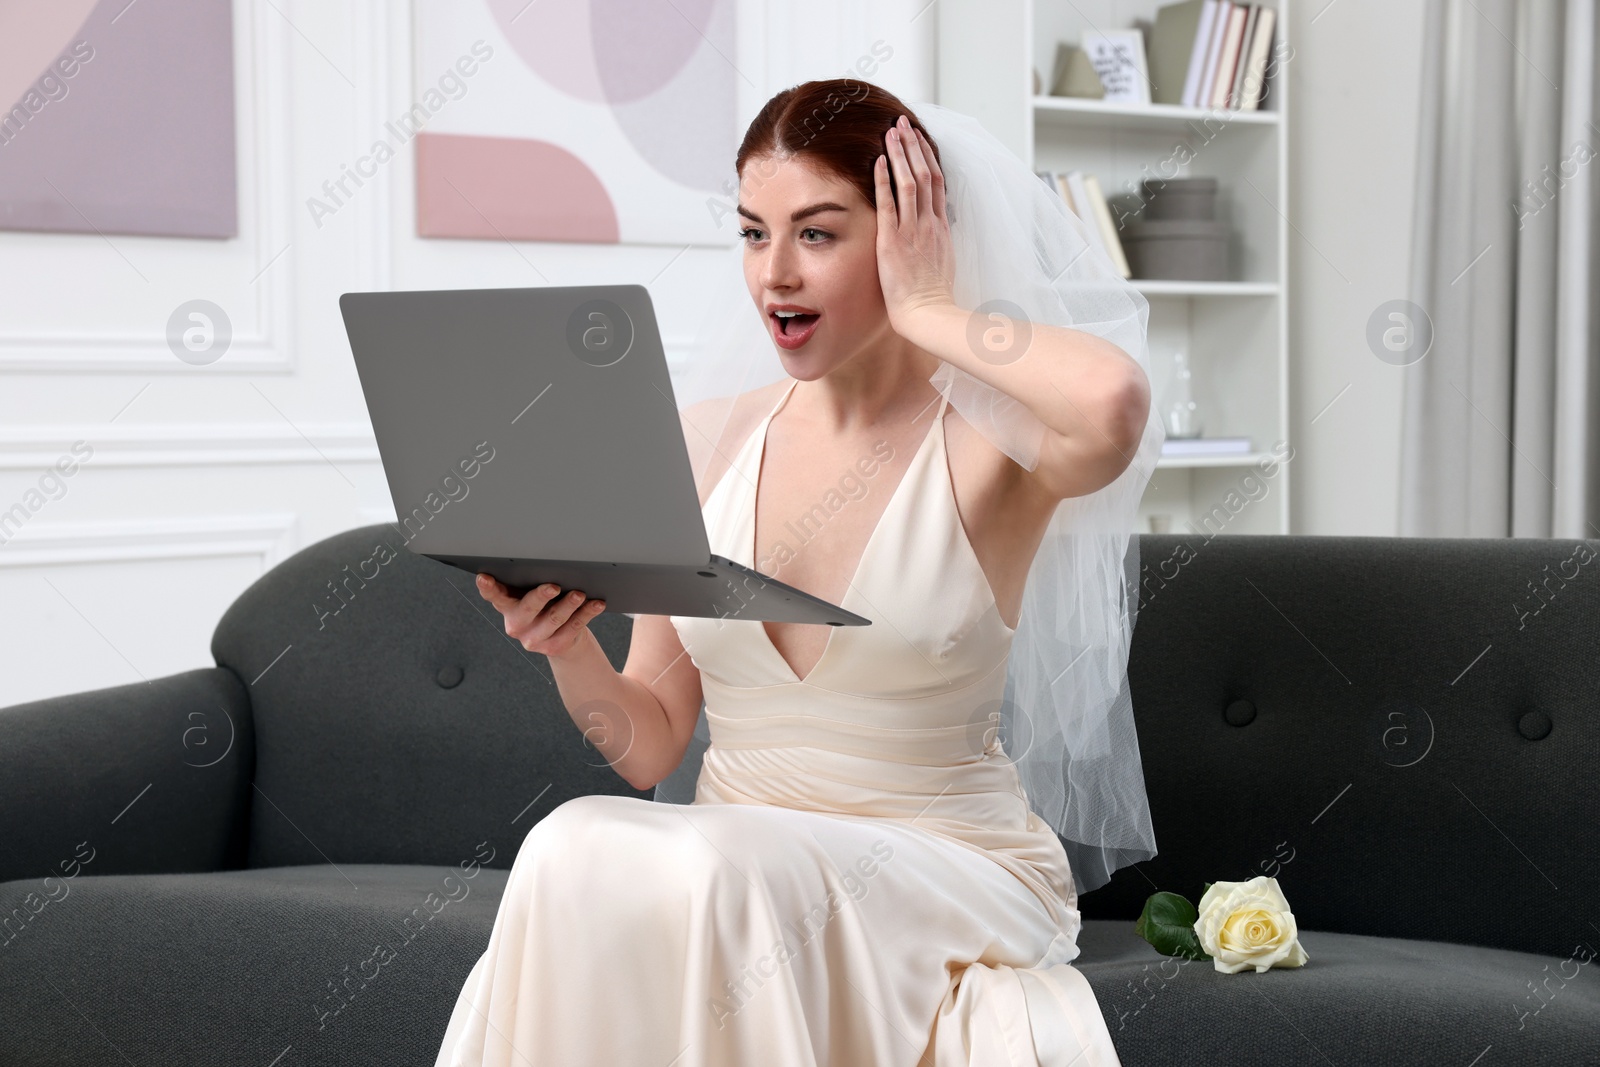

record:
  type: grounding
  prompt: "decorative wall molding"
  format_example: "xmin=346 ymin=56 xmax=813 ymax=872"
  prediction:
xmin=0 ymin=339 xmax=693 ymax=472
xmin=355 ymin=0 xmax=395 ymax=293
xmin=0 ymin=512 xmax=299 ymax=568
xmin=0 ymin=424 xmax=380 ymax=469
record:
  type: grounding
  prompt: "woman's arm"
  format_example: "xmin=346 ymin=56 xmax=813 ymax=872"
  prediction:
xmin=477 ymin=578 xmax=701 ymax=791
xmin=550 ymin=612 xmax=703 ymax=792
xmin=896 ymin=303 xmax=1151 ymax=502
xmin=874 ymin=119 xmax=1150 ymax=502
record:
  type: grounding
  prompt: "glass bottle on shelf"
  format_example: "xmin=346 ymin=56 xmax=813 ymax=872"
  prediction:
xmin=1163 ymin=349 xmax=1203 ymax=439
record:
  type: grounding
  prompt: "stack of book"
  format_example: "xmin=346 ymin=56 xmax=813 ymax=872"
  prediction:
xmin=1161 ymin=435 xmax=1253 ymax=458
xmin=1033 ymin=169 xmax=1131 ymax=278
xmin=1148 ymin=1 xmax=1278 ymax=111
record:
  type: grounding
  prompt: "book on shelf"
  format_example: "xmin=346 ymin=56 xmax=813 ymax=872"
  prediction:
xmin=1149 ymin=1 xmax=1277 ymax=111
xmin=1033 ymin=168 xmax=1132 ymax=278
xmin=1238 ymin=6 xmax=1278 ymax=108
xmin=1208 ymin=4 xmax=1247 ymax=108
xmin=1161 ymin=436 xmax=1253 ymax=456
xmin=1228 ymin=4 xmax=1263 ymax=109
xmin=1196 ymin=2 xmax=1228 ymax=106
xmin=1081 ymin=175 xmax=1131 ymax=276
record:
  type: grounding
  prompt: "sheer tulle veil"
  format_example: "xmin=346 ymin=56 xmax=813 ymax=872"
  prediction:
xmin=648 ymin=97 xmax=1163 ymax=894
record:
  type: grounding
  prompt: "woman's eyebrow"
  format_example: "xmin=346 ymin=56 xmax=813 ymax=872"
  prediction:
xmin=736 ymin=202 xmax=850 ymax=225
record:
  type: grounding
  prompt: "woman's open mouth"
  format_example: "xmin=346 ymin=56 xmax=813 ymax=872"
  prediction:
xmin=769 ymin=310 xmax=821 ymax=349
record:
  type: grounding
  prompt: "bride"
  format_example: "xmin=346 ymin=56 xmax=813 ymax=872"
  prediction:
xmin=435 ymin=80 xmax=1160 ymax=1067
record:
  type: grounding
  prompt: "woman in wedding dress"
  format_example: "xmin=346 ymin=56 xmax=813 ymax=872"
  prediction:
xmin=434 ymin=80 xmax=1158 ymax=1067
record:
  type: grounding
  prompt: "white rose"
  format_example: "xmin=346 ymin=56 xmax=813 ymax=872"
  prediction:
xmin=1194 ymin=875 xmax=1310 ymax=974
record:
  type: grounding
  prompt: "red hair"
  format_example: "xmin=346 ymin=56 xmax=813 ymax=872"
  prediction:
xmin=735 ymin=79 xmax=941 ymax=213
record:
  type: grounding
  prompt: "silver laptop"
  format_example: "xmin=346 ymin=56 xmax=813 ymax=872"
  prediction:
xmin=338 ymin=283 xmax=869 ymax=627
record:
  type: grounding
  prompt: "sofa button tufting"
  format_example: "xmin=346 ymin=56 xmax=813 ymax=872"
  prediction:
xmin=436 ymin=665 xmax=464 ymax=689
xmin=1224 ymin=699 xmax=1256 ymax=726
xmin=1517 ymin=710 xmax=1552 ymax=740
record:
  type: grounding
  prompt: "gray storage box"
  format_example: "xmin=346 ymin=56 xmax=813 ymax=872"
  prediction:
xmin=1142 ymin=177 xmax=1218 ymax=220
xmin=1123 ymin=218 xmax=1230 ymax=280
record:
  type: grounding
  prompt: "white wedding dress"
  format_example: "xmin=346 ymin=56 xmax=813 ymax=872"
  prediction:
xmin=433 ymin=378 xmax=1123 ymax=1066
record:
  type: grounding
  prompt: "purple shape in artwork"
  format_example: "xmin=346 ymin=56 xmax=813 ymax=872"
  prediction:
xmin=481 ymin=0 xmax=736 ymax=198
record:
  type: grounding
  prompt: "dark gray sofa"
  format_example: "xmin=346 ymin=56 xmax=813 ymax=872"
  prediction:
xmin=2 ymin=523 xmax=1595 ymax=1065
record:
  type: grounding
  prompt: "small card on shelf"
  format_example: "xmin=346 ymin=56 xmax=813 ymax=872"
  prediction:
xmin=1079 ymin=29 xmax=1152 ymax=106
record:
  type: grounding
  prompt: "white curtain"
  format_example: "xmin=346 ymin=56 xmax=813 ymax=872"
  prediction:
xmin=1402 ymin=0 xmax=1600 ymax=538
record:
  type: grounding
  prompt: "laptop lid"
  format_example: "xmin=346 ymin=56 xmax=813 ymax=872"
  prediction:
xmin=339 ymin=284 xmax=711 ymax=567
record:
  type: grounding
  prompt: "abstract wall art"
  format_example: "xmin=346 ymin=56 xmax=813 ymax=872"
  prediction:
xmin=412 ymin=0 xmax=739 ymax=247
xmin=0 ymin=0 xmax=238 ymax=239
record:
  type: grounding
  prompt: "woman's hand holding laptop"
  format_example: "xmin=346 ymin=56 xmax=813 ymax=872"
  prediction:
xmin=475 ymin=575 xmax=606 ymax=660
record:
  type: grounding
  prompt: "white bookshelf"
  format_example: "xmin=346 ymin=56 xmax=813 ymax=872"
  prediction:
xmin=938 ymin=0 xmax=1292 ymax=537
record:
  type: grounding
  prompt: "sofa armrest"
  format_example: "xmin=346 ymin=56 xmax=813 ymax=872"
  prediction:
xmin=0 ymin=667 xmax=254 ymax=884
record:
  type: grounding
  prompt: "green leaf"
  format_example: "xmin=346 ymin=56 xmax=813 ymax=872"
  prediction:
xmin=1201 ymin=880 xmax=1214 ymax=897
xmin=1134 ymin=891 xmax=1213 ymax=961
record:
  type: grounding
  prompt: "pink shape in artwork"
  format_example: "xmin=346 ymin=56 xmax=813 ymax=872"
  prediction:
xmin=415 ymin=131 xmax=619 ymax=244
xmin=0 ymin=0 xmax=98 ymax=116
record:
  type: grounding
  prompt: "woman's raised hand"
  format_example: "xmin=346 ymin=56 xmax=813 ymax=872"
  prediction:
xmin=874 ymin=113 xmax=956 ymax=335
xmin=476 ymin=575 xmax=606 ymax=659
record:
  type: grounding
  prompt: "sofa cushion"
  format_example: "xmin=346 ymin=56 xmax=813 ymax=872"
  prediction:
xmin=9 ymin=864 xmax=1593 ymax=1066
xmin=1075 ymin=917 xmax=1600 ymax=1065
xmin=1082 ymin=534 xmax=1600 ymax=963
xmin=0 ymin=863 xmax=505 ymax=1067
xmin=209 ymin=523 xmax=652 ymax=872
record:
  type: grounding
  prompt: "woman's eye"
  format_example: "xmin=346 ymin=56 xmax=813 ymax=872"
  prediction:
xmin=737 ymin=227 xmax=828 ymax=244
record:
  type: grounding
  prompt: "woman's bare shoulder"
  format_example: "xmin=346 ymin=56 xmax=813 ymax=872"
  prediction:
xmin=680 ymin=379 xmax=786 ymax=439
xmin=680 ymin=380 xmax=789 ymax=507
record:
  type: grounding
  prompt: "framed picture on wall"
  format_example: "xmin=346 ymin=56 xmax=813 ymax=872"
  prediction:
xmin=410 ymin=0 xmax=742 ymax=247
xmin=0 ymin=0 xmax=237 ymax=239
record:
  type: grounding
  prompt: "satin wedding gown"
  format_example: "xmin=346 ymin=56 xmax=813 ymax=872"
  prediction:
xmin=433 ymin=378 xmax=1123 ymax=1066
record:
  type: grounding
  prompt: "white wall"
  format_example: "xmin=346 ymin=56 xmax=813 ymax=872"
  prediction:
xmin=0 ymin=0 xmax=1427 ymax=706
xmin=0 ymin=0 xmax=935 ymax=707
xmin=1286 ymin=0 xmax=1428 ymax=535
